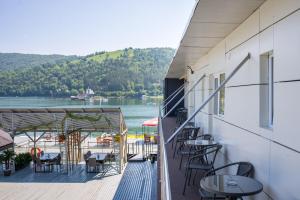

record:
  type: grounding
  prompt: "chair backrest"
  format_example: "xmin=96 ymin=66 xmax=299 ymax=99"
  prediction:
xmin=36 ymin=157 xmax=42 ymax=165
xmin=88 ymin=158 xmax=97 ymax=167
xmin=202 ymin=144 xmax=222 ymax=165
xmin=87 ymin=151 xmax=91 ymax=157
xmin=191 ymin=127 xmax=200 ymax=139
xmin=56 ymin=154 xmax=61 ymax=164
xmin=237 ymin=162 xmax=253 ymax=177
xmin=205 ymin=162 xmax=254 ymax=177
xmin=84 ymin=153 xmax=89 ymax=161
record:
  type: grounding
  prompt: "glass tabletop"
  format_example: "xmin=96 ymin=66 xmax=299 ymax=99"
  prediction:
xmin=185 ymin=139 xmax=217 ymax=146
xmin=200 ymin=175 xmax=263 ymax=197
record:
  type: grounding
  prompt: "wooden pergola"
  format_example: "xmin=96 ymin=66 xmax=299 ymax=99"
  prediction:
xmin=0 ymin=107 xmax=128 ymax=174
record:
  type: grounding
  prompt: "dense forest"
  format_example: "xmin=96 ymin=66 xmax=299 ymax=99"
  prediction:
xmin=0 ymin=53 xmax=77 ymax=71
xmin=0 ymin=48 xmax=175 ymax=97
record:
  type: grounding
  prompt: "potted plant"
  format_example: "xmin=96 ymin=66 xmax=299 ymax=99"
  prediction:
xmin=0 ymin=149 xmax=15 ymax=176
xmin=58 ymin=134 xmax=66 ymax=143
xmin=15 ymin=152 xmax=32 ymax=170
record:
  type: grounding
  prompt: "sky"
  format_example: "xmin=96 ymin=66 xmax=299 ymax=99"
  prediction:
xmin=0 ymin=0 xmax=195 ymax=56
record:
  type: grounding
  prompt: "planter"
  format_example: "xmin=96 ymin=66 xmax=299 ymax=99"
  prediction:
xmin=3 ymin=169 xmax=11 ymax=176
xmin=58 ymin=134 xmax=66 ymax=143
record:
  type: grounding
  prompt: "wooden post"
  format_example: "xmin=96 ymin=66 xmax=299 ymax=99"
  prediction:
xmin=33 ymin=130 xmax=36 ymax=172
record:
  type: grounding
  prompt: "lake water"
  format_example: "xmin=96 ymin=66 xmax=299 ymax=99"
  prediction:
xmin=0 ymin=97 xmax=161 ymax=133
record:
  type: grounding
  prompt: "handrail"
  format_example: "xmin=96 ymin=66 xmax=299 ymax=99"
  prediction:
xmin=165 ymin=53 xmax=251 ymax=144
xmin=158 ymin=107 xmax=172 ymax=200
xmin=161 ymin=83 xmax=185 ymax=113
xmin=163 ymin=74 xmax=206 ymax=119
xmin=161 ymin=83 xmax=185 ymax=106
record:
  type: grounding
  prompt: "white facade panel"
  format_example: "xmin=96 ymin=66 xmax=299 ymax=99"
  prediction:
xmin=180 ymin=1 xmax=300 ymax=199
xmin=225 ymin=10 xmax=260 ymax=52
xmin=259 ymin=26 xmax=274 ymax=54
xmin=274 ymin=11 xmax=300 ymax=82
xmin=269 ymin=142 xmax=300 ymax=200
xmin=273 ymin=82 xmax=300 ymax=152
xmin=226 ymin=36 xmax=260 ymax=87
xmin=260 ymin=0 xmax=300 ymax=30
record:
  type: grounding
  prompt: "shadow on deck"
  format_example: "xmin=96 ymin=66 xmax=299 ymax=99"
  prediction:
xmin=113 ymin=162 xmax=157 ymax=200
xmin=162 ymin=117 xmax=202 ymax=200
xmin=0 ymin=164 xmax=119 ymax=183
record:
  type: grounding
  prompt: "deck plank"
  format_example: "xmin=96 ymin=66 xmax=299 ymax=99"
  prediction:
xmin=113 ymin=162 xmax=157 ymax=200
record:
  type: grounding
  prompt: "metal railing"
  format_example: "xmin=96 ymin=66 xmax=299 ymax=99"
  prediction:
xmin=163 ymin=74 xmax=206 ymax=119
xmin=158 ymin=108 xmax=172 ymax=200
xmin=166 ymin=53 xmax=251 ymax=144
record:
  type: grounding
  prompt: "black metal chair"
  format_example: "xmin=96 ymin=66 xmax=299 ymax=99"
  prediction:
xmin=199 ymin=162 xmax=254 ymax=199
xmin=49 ymin=153 xmax=62 ymax=172
xmin=173 ymin=127 xmax=200 ymax=159
xmin=183 ymin=144 xmax=222 ymax=195
xmin=177 ymin=134 xmax=213 ymax=170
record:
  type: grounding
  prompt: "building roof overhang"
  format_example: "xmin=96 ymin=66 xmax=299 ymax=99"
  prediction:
xmin=0 ymin=107 xmax=126 ymax=135
xmin=166 ymin=0 xmax=265 ymax=78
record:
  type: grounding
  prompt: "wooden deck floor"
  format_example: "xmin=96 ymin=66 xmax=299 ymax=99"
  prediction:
xmin=113 ymin=161 xmax=157 ymax=200
xmin=0 ymin=162 xmax=157 ymax=200
xmin=162 ymin=117 xmax=203 ymax=200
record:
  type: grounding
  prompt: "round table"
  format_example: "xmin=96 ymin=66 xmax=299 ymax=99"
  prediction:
xmin=200 ymin=175 xmax=263 ymax=199
xmin=185 ymin=139 xmax=217 ymax=146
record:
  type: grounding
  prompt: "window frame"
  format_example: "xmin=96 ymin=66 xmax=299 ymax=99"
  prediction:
xmin=213 ymin=73 xmax=226 ymax=116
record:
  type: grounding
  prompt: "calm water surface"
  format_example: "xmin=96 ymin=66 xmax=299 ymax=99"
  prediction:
xmin=0 ymin=97 xmax=161 ymax=133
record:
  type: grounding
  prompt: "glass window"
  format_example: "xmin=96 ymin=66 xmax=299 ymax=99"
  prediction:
xmin=213 ymin=78 xmax=219 ymax=115
xmin=219 ymin=73 xmax=225 ymax=115
xmin=260 ymin=51 xmax=274 ymax=128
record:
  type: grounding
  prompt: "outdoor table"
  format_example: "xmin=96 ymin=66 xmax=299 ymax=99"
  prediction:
xmin=40 ymin=153 xmax=59 ymax=162
xmin=185 ymin=139 xmax=217 ymax=146
xmin=200 ymin=175 xmax=263 ymax=199
xmin=88 ymin=153 xmax=108 ymax=162
xmin=87 ymin=153 xmax=108 ymax=171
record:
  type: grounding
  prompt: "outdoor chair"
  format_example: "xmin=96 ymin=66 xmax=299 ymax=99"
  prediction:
xmin=84 ymin=151 xmax=92 ymax=172
xmin=49 ymin=153 xmax=62 ymax=172
xmin=199 ymin=162 xmax=254 ymax=200
xmin=87 ymin=158 xmax=98 ymax=173
xmin=34 ymin=157 xmax=51 ymax=173
xmin=177 ymin=134 xmax=214 ymax=170
xmin=175 ymin=107 xmax=187 ymax=124
xmin=173 ymin=127 xmax=200 ymax=159
xmin=183 ymin=144 xmax=222 ymax=195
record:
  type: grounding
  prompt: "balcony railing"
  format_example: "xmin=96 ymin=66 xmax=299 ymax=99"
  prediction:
xmin=158 ymin=108 xmax=172 ymax=200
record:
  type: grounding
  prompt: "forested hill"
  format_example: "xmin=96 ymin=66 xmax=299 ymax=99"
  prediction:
xmin=0 ymin=53 xmax=78 ymax=71
xmin=0 ymin=48 xmax=175 ymax=97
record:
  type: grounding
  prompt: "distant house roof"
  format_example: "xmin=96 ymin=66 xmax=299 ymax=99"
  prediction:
xmin=0 ymin=107 xmax=126 ymax=135
xmin=166 ymin=0 xmax=265 ymax=78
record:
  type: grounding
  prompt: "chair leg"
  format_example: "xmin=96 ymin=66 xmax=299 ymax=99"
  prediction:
xmin=173 ymin=142 xmax=178 ymax=159
xmin=182 ymin=168 xmax=190 ymax=195
xmin=193 ymin=170 xmax=198 ymax=185
xmin=179 ymin=154 xmax=183 ymax=169
xmin=188 ymin=169 xmax=193 ymax=186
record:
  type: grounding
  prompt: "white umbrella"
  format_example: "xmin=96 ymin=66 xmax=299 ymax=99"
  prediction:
xmin=0 ymin=129 xmax=13 ymax=150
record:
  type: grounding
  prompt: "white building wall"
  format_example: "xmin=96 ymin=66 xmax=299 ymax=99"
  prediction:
xmin=187 ymin=1 xmax=300 ymax=199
